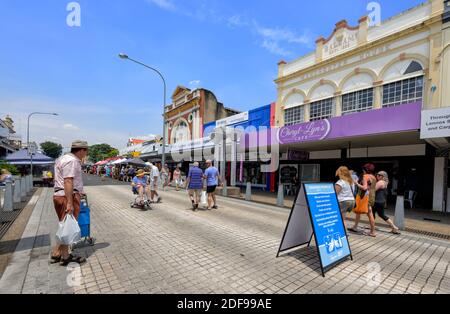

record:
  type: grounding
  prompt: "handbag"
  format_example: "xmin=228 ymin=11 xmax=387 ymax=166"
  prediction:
xmin=56 ymin=214 xmax=81 ymax=245
xmin=200 ymin=191 xmax=207 ymax=205
xmin=353 ymin=193 xmax=369 ymax=214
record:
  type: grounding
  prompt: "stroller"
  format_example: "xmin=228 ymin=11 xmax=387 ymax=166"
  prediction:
xmin=130 ymin=185 xmax=152 ymax=210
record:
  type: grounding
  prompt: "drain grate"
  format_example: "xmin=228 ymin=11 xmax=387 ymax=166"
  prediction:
xmin=0 ymin=210 xmax=22 ymax=240
xmin=404 ymin=227 xmax=450 ymax=241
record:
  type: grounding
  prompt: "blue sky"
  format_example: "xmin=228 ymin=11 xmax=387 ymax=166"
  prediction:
xmin=0 ymin=0 xmax=424 ymax=149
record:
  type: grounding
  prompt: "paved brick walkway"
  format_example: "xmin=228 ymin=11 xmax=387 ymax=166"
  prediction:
xmin=0 ymin=176 xmax=449 ymax=294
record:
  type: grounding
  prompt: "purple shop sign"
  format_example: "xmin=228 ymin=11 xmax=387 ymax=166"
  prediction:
xmin=278 ymin=120 xmax=331 ymax=144
xmin=277 ymin=102 xmax=422 ymax=145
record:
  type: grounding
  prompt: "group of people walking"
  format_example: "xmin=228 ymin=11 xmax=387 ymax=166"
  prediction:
xmin=335 ymin=163 xmax=401 ymax=238
xmin=185 ymin=160 xmax=222 ymax=211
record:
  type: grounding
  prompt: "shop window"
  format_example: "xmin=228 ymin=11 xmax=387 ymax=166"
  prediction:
xmin=309 ymin=98 xmax=335 ymax=121
xmin=284 ymin=106 xmax=305 ymax=126
xmin=342 ymin=88 xmax=374 ymax=115
xmin=382 ymin=76 xmax=424 ymax=108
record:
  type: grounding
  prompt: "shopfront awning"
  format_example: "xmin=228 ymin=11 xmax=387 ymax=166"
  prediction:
xmin=241 ymin=102 xmax=422 ymax=151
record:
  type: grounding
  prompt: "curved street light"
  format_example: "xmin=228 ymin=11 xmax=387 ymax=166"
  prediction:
xmin=118 ymin=53 xmax=167 ymax=168
xmin=27 ymin=112 xmax=59 ymax=179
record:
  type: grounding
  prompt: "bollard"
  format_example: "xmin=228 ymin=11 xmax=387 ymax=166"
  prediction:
xmin=20 ymin=177 xmax=27 ymax=200
xmin=28 ymin=175 xmax=33 ymax=193
xmin=277 ymin=184 xmax=284 ymax=207
xmin=222 ymin=180 xmax=228 ymax=197
xmin=24 ymin=176 xmax=29 ymax=193
xmin=245 ymin=182 xmax=252 ymax=201
xmin=3 ymin=182 xmax=13 ymax=212
xmin=13 ymin=180 xmax=22 ymax=210
xmin=394 ymin=195 xmax=405 ymax=231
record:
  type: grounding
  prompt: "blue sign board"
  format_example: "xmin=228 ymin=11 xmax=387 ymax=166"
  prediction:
xmin=304 ymin=183 xmax=351 ymax=270
xmin=277 ymin=182 xmax=352 ymax=276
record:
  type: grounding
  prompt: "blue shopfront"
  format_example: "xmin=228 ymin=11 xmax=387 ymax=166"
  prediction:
xmin=203 ymin=103 xmax=276 ymax=191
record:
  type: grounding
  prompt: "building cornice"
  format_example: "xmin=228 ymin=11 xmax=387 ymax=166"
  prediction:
xmin=276 ymin=15 xmax=442 ymax=85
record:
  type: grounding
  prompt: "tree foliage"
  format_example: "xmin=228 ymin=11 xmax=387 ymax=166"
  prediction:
xmin=0 ymin=160 xmax=19 ymax=175
xmin=88 ymin=144 xmax=119 ymax=163
xmin=40 ymin=141 xmax=63 ymax=159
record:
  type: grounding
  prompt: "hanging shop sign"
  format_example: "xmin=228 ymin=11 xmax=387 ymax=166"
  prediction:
xmin=420 ymin=107 xmax=450 ymax=139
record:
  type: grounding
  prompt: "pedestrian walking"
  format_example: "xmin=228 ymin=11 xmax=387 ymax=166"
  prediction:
xmin=50 ymin=140 xmax=88 ymax=266
xmin=128 ymin=166 xmax=135 ymax=182
xmin=160 ymin=163 xmax=169 ymax=190
xmin=149 ymin=163 xmax=161 ymax=203
xmin=374 ymin=171 xmax=401 ymax=234
xmin=185 ymin=162 xmax=203 ymax=211
xmin=349 ymin=163 xmax=377 ymax=237
xmin=335 ymin=166 xmax=356 ymax=229
xmin=173 ymin=166 xmax=182 ymax=191
xmin=204 ymin=160 xmax=222 ymax=210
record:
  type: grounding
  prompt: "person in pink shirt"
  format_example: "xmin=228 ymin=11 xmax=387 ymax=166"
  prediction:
xmin=50 ymin=140 xmax=89 ymax=266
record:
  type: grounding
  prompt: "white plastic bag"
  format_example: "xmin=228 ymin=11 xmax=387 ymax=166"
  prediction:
xmin=200 ymin=191 xmax=207 ymax=206
xmin=56 ymin=214 xmax=81 ymax=245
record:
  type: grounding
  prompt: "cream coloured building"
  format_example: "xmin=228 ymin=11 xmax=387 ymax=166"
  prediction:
xmin=274 ymin=0 xmax=450 ymax=212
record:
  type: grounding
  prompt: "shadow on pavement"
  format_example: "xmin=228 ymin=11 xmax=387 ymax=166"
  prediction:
xmin=280 ymin=246 xmax=323 ymax=276
xmin=74 ymin=242 xmax=110 ymax=259
xmin=0 ymin=234 xmax=51 ymax=255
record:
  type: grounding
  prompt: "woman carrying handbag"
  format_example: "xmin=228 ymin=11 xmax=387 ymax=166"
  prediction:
xmin=348 ymin=163 xmax=377 ymax=237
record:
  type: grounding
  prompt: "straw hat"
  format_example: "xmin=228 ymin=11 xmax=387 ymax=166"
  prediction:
xmin=71 ymin=140 xmax=89 ymax=149
xmin=136 ymin=169 xmax=146 ymax=177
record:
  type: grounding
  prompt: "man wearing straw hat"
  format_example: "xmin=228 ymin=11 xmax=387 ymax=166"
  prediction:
xmin=50 ymin=140 xmax=89 ymax=266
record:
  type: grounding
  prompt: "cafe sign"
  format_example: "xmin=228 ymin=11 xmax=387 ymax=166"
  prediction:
xmin=278 ymin=119 xmax=331 ymax=145
xmin=420 ymin=108 xmax=450 ymax=139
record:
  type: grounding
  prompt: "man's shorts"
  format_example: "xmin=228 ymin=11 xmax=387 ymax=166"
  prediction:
xmin=53 ymin=193 xmax=81 ymax=222
xmin=207 ymin=185 xmax=217 ymax=194
xmin=150 ymin=180 xmax=158 ymax=191
xmin=189 ymin=189 xmax=202 ymax=198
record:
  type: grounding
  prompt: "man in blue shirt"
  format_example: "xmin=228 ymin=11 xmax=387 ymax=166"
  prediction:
xmin=204 ymin=160 xmax=222 ymax=210
xmin=185 ymin=162 xmax=203 ymax=211
xmin=131 ymin=169 xmax=151 ymax=205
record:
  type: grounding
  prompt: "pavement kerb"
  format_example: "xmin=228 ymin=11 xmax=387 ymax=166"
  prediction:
xmin=0 ymin=188 xmax=45 ymax=294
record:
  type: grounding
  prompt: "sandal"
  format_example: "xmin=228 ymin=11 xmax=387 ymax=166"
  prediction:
xmin=347 ymin=227 xmax=359 ymax=233
xmin=391 ymin=229 xmax=401 ymax=235
xmin=60 ymin=254 xmax=87 ymax=266
xmin=50 ymin=255 xmax=61 ymax=264
xmin=363 ymin=231 xmax=376 ymax=238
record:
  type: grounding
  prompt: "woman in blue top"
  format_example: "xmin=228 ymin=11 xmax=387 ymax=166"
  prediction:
xmin=131 ymin=169 xmax=151 ymax=205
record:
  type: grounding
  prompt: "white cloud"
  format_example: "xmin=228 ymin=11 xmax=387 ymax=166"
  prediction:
xmin=146 ymin=0 xmax=176 ymax=11
xmin=261 ymin=39 xmax=292 ymax=57
xmin=143 ymin=1 xmax=313 ymax=57
xmin=63 ymin=123 xmax=80 ymax=131
xmin=227 ymin=15 xmax=249 ymax=28
xmin=189 ymin=80 xmax=201 ymax=87
xmin=253 ymin=21 xmax=311 ymax=45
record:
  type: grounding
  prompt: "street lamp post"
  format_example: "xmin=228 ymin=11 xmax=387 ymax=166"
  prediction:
xmin=118 ymin=53 xmax=167 ymax=168
xmin=27 ymin=112 xmax=58 ymax=180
